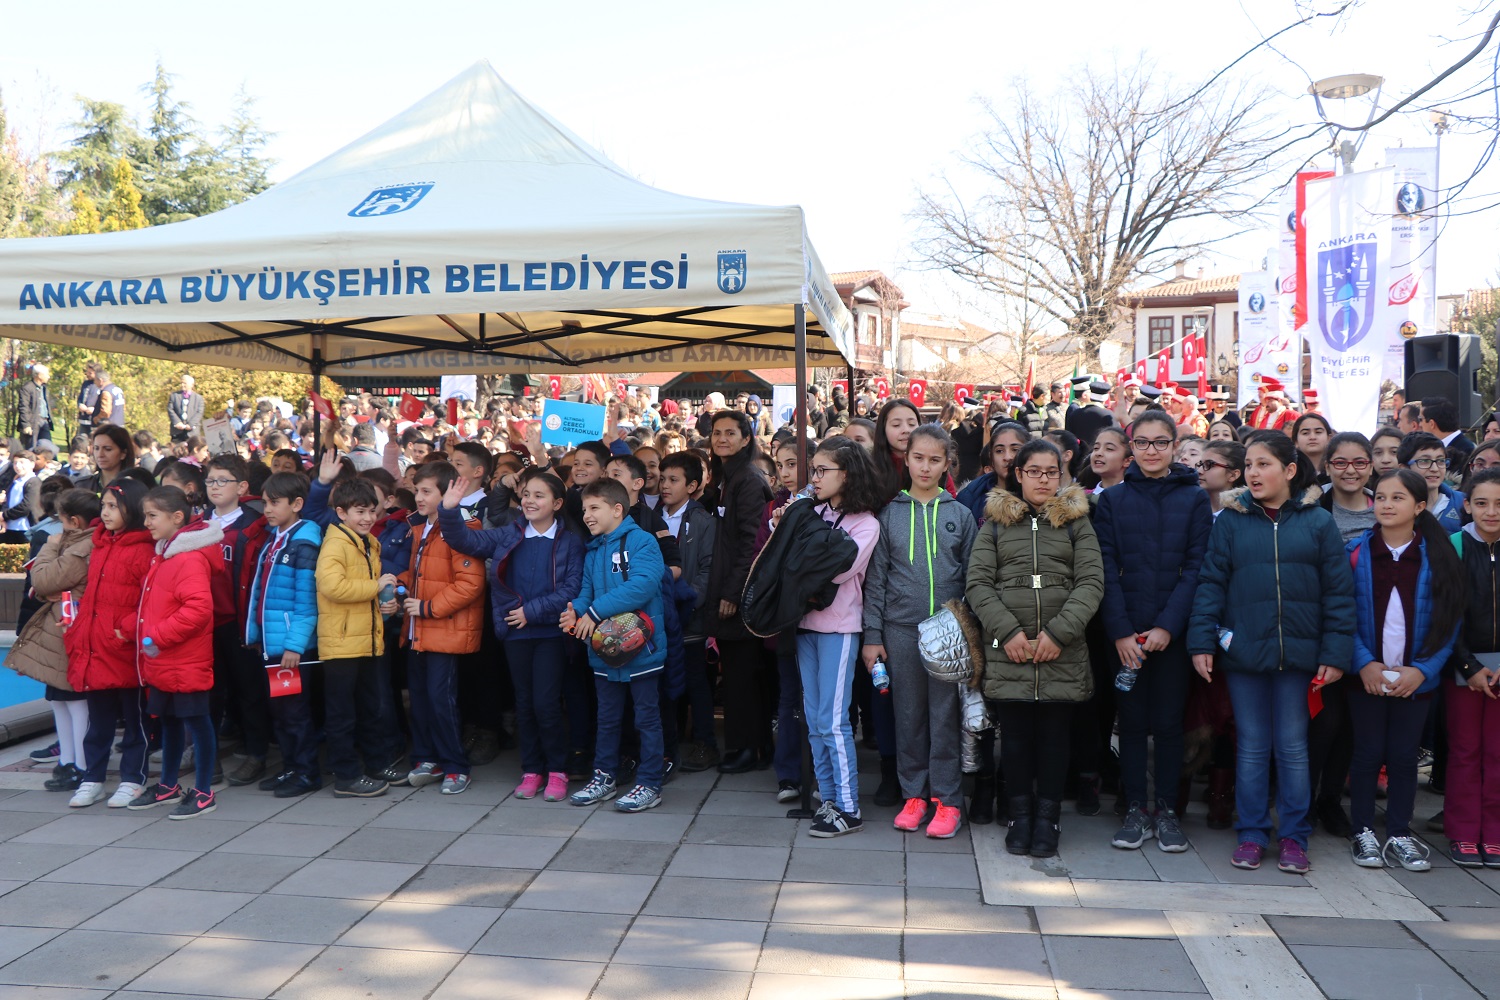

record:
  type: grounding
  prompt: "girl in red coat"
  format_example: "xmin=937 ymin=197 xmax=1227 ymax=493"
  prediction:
xmin=66 ymin=479 xmax=155 ymax=809
xmin=126 ymin=487 xmax=224 ymax=819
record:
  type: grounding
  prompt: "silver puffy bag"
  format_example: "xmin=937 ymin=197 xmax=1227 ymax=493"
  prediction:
xmin=959 ymin=683 xmax=990 ymax=734
xmin=917 ymin=601 xmax=979 ymax=685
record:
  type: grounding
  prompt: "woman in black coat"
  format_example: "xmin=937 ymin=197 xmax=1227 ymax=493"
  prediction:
xmin=703 ymin=409 xmax=773 ymax=773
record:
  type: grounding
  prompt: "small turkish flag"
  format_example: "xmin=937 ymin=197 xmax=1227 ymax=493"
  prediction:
xmin=832 ymin=379 xmax=849 ymax=397
xmin=1116 ymin=368 xmax=1130 ymax=386
xmin=1181 ymin=335 xmax=1198 ymax=376
xmin=907 ymin=379 xmax=927 ymax=408
xmin=398 ymin=391 xmax=424 ymax=423
xmin=1155 ymin=349 xmax=1170 ymax=387
xmin=308 ymin=390 xmax=333 ymax=420
xmin=874 ymin=377 xmax=890 ymax=400
xmin=953 ymin=384 xmax=975 ymax=405
xmin=1196 ymin=335 xmax=1208 ymax=398
xmin=615 ymin=381 xmax=628 ymax=400
xmin=267 ymin=665 xmax=302 ymax=698
xmin=1135 ymin=358 xmax=1148 ymax=384
xmin=547 ymin=375 xmax=562 ymax=399
xmin=446 ymin=398 xmax=460 ymax=426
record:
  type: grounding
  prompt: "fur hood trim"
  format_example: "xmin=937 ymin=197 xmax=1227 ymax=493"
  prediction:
xmin=983 ymin=484 xmax=1092 ymax=528
xmin=1220 ymin=484 xmax=1323 ymax=515
xmin=943 ymin=598 xmax=988 ymax=690
xmin=158 ymin=519 xmax=224 ymax=559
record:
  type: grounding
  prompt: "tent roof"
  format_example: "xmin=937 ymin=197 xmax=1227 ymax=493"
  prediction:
xmin=0 ymin=62 xmax=853 ymax=377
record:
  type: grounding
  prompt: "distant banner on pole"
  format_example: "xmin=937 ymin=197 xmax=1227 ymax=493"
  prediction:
xmin=540 ymin=398 xmax=607 ymax=447
xmin=1238 ymin=270 xmax=1295 ymax=405
xmin=770 ymin=384 xmax=797 ymax=430
xmin=952 ymin=383 xmax=974 ymax=405
xmin=1155 ymin=349 xmax=1170 ymax=386
xmin=1385 ymin=146 xmax=1439 ymax=383
xmin=439 ymin=375 xmax=476 ymax=403
xmin=1303 ymin=167 xmax=1394 ymax=435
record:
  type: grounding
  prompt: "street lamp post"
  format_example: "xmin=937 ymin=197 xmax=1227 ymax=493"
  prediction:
xmin=1310 ymin=74 xmax=1385 ymax=173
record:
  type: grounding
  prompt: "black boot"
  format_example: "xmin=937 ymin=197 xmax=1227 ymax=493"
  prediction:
xmin=1076 ymin=773 xmax=1101 ymax=816
xmin=1005 ymin=795 xmax=1033 ymax=855
xmin=1031 ymin=798 xmax=1061 ymax=858
xmin=874 ymin=757 xmax=901 ymax=807
xmin=969 ymin=775 xmax=995 ymax=825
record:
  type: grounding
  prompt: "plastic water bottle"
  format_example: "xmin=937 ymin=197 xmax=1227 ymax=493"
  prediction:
xmin=379 ymin=582 xmax=395 ymax=619
xmin=142 ymin=637 xmax=160 ymax=659
xmin=1114 ymin=635 xmax=1146 ymax=692
xmin=871 ymin=657 xmax=891 ymax=694
xmin=794 ymin=483 xmax=816 ymax=500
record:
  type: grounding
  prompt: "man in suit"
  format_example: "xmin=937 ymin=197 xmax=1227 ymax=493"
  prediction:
xmin=168 ymin=373 xmax=205 ymax=444
xmin=1423 ymin=397 xmax=1476 ymax=471
xmin=17 ymin=364 xmax=53 ymax=449
xmin=76 ymin=360 xmax=99 ymax=441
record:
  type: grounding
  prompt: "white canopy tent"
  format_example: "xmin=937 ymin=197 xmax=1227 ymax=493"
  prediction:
xmin=0 ymin=61 xmax=853 ymax=388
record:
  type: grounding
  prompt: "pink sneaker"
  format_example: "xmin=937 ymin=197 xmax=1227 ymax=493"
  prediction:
xmin=926 ymin=803 xmax=963 ymax=840
xmin=894 ymin=798 xmax=929 ymax=832
xmin=514 ymin=773 xmax=544 ymax=799
xmin=543 ymin=772 xmax=569 ymax=802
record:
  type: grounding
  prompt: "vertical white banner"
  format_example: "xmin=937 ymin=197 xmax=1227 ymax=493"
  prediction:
xmin=1274 ymin=192 xmax=1304 ymax=404
xmin=1385 ymin=146 xmax=1439 ymax=383
xmin=1303 ymin=168 xmax=1395 ymax=434
xmin=1237 ymin=270 xmax=1289 ymax=404
xmin=770 ymin=384 xmax=797 ymax=430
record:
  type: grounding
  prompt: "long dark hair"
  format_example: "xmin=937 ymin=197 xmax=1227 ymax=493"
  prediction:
xmin=1043 ymin=428 xmax=1084 ymax=479
xmin=1373 ymin=467 xmax=1464 ymax=660
xmin=92 ymin=424 xmax=136 ymax=470
xmin=873 ymin=397 xmax=922 ymax=500
xmin=1245 ymin=429 xmax=1317 ymax=498
xmin=706 ymin=409 xmax=758 ymax=506
xmin=1004 ymin=440 xmax=1064 ymax=497
xmin=813 ymin=437 xmax=883 ymax=515
xmin=104 ymin=478 xmax=149 ymax=532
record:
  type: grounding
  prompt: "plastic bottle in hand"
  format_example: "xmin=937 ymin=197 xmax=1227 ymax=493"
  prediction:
xmin=1114 ymin=635 xmax=1146 ymax=692
xmin=871 ymin=657 xmax=891 ymax=694
xmin=794 ymin=483 xmax=816 ymax=500
xmin=142 ymin=637 xmax=160 ymax=659
xmin=380 ymin=582 xmax=396 ymax=619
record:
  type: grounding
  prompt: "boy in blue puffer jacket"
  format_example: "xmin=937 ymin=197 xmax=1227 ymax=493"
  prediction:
xmin=560 ymin=479 xmax=666 ymax=814
xmin=245 ymin=472 xmax=323 ymax=798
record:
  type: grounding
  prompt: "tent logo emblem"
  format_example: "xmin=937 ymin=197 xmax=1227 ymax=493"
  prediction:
xmin=717 ymin=252 xmax=747 ymax=295
xmin=348 ymin=183 xmax=434 ymax=218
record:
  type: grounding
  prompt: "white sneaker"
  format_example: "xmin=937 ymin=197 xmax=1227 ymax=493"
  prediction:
xmin=108 ymin=782 xmax=144 ymax=809
xmin=70 ymin=781 xmax=105 ymax=808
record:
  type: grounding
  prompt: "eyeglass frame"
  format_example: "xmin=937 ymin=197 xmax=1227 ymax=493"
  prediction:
xmin=808 ymin=465 xmax=843 ymax=480
xmin=1130 ymin=437 xmax=1175 ymax=453
xmin=1326 ymin=458 xmax=1372 ymax=472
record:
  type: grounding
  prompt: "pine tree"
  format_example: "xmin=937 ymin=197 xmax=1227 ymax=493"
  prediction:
xmin=101 ymin=157 xmax=146 ymax=232
xmin=53 ymin=98 xmax=143 ymax=203
xmin=220 ymin=85 xmax=274 ymax=201
xmin=62 ymin=190 xmax=101 ymax=235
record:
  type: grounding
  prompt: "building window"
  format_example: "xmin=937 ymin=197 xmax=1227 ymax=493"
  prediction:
xmin=868 ymin=314 xmax=881 ymax=345
xmin=1148 ymin=316 xmax=1174 ymax=356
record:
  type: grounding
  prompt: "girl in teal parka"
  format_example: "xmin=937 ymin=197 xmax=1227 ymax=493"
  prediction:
xmin=1187 ymin=431 xmax=1355 ymax=876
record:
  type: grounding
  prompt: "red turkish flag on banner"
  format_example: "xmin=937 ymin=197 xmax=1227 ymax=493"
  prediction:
xmin=398 ymin=391 xmax=424 ymax=422
xmin=832 ymin=379 xmax=849 ymax=398
xmin=874 ymin=377 xmax=891 ymax=400
xmin=1023 ymin=358 xmax=1036 ymax=398
xmin=307 ymin=390 xmax=333 ymax=420
xmin=615 ymin=380 xmax=628 ymax=400
xmin=1181 ymin=334 xmax=1199 ymax=376
xmin=446 ymin=398 xmax=460 ymax=426
xmin=1135 ymin=358 xmax=1149 ymax=384
xmin=547 ymin=375 xmax=562 ymax=400
xmin=953 ymin=384 xmax=975 ymax=405
xmin=1155 ymin=349 xmax=1170 ymax=386
xmin=1294 ymin=170 xmax=1334 ymax=329
xmin=1196 ymin=334 xmax=1208 ymax=398
xmin=907 ymin=379 xmax=927 ymax=408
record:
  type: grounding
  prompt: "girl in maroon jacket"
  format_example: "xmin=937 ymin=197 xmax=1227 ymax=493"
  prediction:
xmin=66 ymin=479 xmax=155 ymax=809
xmin=126 ymin=487 xmax=224 ymax=819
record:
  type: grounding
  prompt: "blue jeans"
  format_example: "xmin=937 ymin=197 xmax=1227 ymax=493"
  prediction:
xmin=1226 ymin=669 xmax=1314 ymax=848
xmin=797 ymin=631 xmax=860 ymax=816
xmin=594 ymin=674 xmax=664 ymax=791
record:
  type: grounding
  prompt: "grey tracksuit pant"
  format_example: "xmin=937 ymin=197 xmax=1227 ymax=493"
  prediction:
xmin=886 ymin=623 xmax=962 ymax=807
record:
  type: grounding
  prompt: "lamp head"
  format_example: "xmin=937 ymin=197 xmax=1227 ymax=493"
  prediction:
xmin=1310 ymin=74 xmax=1384 ymax=100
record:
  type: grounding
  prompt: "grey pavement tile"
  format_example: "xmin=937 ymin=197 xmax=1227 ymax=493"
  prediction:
xmin=905 ymin=888 xmax=1036 ymax=933
xmin=182 ymin=792 xmax=297 ymax=823
xmin=112 ymin=817 xmax=253 ymax=852
xmin=548 ymin=837 xmax=677 ymax=876
xmin=511 ymin=870 xmax=658 ymax=914
xmin=0 ymin=986 xmax=114 ymax=1000
xmin=1390 ymin=868 xmax=1500 ymax=908
xmin=905 ymin=851 xmax=980 ymax=890
xmin=322 ymin=826 xmax=459 ymax=863
xmin=748 ymin=973 xmax=908 ymax=999
xmin=337 ymin=899 xmax=503 ymax=952
xmin=1052 ymin=831 xmax=1160 ymax=881
xmin=205 ymin=893 xmax=377 ymax=945
xmin=0 ymin=927 xmax=62 ymax=968
xmin=465 ymin=802 xmax=590 ymax=837
xmin=698 ymin=789 xmax=803 ymax=819
xmin=1440 ymin=950 xmax=1500 ymax=1000
xmin=1055 ymin=991 xmax=1210 ymax=1000
xmin=157 ymin=851 xmax=309 ymax=893
xmin=772 ymin=881 xmax=905 ymax=927
xmin=1291 ymin=943 xmax=1483 ymax=1000
xmin=268 ymin=858 xmax=422 ymax=900
xmin=366 ymin=798 xmax=492 ymax=833
xmin=905 ymin=825 xmax=976 ymax=854
xmin=125 ymin=937 xmax=321 ymax=998
xmin=786 ymin=847 xmax=904 ymax=886
xmin=574 ymin=807 xmax=695 ymax=844
xmin=1035 ymin=906 xmax=1175 ymax=939
xmin=271 ymin=945 xmax=459 ymax=1000
xmin=38 ymin=846 xmax=199 ymax=887
xmin=215 ymin=820 xmax=357 ymax=858
xmin=1141 ymin=843 xmax=1222 ymax=883
xmin=617 ymin=914 xmax=767 ymax=972
xmin=794 ymin=817 xmax=908 ymax=852
xmin=1271 ymin=913 xmax=1424 ymax=948
xmin=430 ymin=954 xmax=603 ymax=1000
xmin=592 ymin=964 xmax=751 ymax=1000
xmin=0 ymin=929 xmax=191 ymax=989
xmin=10 ymin=813 xmax=155 ymax=847
xmin=757 ymin=921 xmax=902 ymax=980
xmin=905 ymin=927 xmax=1053 ymax=987
xmin=81 ymin=887 xmax=254 ymax=935
xmin=643 ymin=875 xmax=780 ymax=922
xmin=270 ymin=791 xmax=400 ymax=826
xmin=0 ymin=882 xmax=135 ymax=928
xmin=685 ymin=815 xmax=796 ymax=848
xmin=0 ymin=791 xmax=85 ymax=813
xmin=431 ymin=832 xmax=564 ymax=869
xmin=0 ymin=811 xmax=59 ymax=842
xmin=470 ymin=907 xmax=631 ymax=962
xmin=391 ymin=865 xmax=534 ymax=908
xmin=1191 ymin=826 xmax=1314 ymax=885
xmin=0 ymin=844 xmax=91 ymax=882
xmin=0 ymin=883 xmax=19 ymax=900
xmin=667 ymin=843 xmax=790 ymax=881
xmin=1414 ymin=909 xmax=1500 ymax=951
xmin=1045 ymin=935 xmax=1204 ymax=994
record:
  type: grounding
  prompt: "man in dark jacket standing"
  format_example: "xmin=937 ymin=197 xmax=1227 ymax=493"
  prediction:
xmin=1066 ymin=378 xmax=1116 ymax=452
xmin=91 ymin=369 xmax=126 ymax=428
xmin=168 ymin=374 xmax=205 ymax=444
xmin=17 ymin=364 xmax=52 ymax=449
xmin=76 ymin=361 xmax=99 ymax=442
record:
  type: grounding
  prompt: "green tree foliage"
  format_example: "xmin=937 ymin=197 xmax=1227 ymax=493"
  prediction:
xmin=101 ymin=157 xmax=147 ymax=232
xmin=53 ymin=98 xmax=143 ymax=204
xmin=0 ymin=91 xmax=22 ymax=239
xmin=61 ymin=191 xmax=100 ymax=235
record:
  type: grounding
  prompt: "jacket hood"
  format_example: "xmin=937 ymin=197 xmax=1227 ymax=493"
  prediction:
xmin=984 ymin=484 xmax=1091 ymax=528
xmin=92 ymin=524 xmax=154 ymax=550
xmin=1219 ymin=484 xmax=1323 ymax=515
xmin=887 ymin=489 xmax=961 ymax=509
xmin=587 ymin=515 xmax=643 ymax=550
xmin=1462 ymin=522 xmax=1499 ymax=545
xmin=1124 ymin=463 xmax=1201 ymax=488
xmin=58 ymin=524 xmax=94 ymax=549
xmin=159 ymin=518 xmax=225 ymax=558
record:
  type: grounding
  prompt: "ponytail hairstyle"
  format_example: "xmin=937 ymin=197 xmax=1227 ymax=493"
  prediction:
xmin=1245 ymin=430 xmax=1317 ymax=498
xmin=1374 ymin=467 xmax=1464 ymax=659
xmin=145 ymin=485 xmax=194 ymax=530
xmin=104 ymin=478 xmax=149 ymax=532
xmin=1004 ymin=439 xmax=1064 ymax=496
xmin=812 ymin=437 xmax=883 ymax=515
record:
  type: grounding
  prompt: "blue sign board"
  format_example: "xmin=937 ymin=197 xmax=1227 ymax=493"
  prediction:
xmin=540 ymin=398 xmax=607 ymax=448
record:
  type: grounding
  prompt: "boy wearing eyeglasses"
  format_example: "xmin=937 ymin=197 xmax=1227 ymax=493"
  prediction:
xmin=1398 ymin=432 xmax=1463 ymax=533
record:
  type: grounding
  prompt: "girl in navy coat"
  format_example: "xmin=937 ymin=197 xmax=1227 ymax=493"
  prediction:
xmin=439 ymin=468 xmax=582 ymax=803
xmin=1346 ymin=468 xmax=1463 ymax=871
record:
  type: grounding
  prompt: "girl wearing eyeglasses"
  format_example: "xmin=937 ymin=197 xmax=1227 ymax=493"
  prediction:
xmin=966 ymin=440 xmax=1103 ymax=857
xmin=1461 ymin=440 xmax=1500 ymax=494
xmin=1197 ymin=440 xmax=1244 ymax=518
xmin=1188 ymin=431 xmax=1356 ymax=874
xmin=1397 ymin=432 xmax=1463 ymax=533
xmin=1319 ymin=433 xmax=1377 ymax=544
xmin=1092 ymin=411 xmax=1213 ymax=853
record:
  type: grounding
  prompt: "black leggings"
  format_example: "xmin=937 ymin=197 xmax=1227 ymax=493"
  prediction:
xmin=1347 ymin=683 xmax=1433 ymax=837
xmin=1308 ymin=675 xmax=1354 ymax=803
xmin=996 ymin=701 xmax=1073 ymax=802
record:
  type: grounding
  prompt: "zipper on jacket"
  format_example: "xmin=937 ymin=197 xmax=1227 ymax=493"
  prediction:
xmin=1031 ymin=514 xmax=1041 ymax=701
xmin=1490 ymin=539 xmax=1497 ymax=653
xmin=1272 ymin=515 xmax=1284 ymax=669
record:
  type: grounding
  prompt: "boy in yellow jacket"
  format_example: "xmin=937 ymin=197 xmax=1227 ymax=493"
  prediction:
xmin=316 ymin=479 xmax=404 ymax=798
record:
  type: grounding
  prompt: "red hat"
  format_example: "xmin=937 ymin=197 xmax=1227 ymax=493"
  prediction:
xmin=660 ymin=399 xmax=679 ymax=415
xmin=1303 ymin=388 xmax=1319 ymax=401
xmin=1173 ymin=386 xmax=1193 ymax=398
xmin=1259 ymin=377 xmax=1286 ymax=397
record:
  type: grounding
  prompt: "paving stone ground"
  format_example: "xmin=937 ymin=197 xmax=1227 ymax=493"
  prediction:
xmin=0 ymin=735 xmax=1494 ymax=1000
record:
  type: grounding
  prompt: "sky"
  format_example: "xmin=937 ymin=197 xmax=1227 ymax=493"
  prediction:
xmin=3 ymin=0 xmax=1497 ymax=330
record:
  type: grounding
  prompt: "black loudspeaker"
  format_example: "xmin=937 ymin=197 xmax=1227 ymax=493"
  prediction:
xmin=1406 ymin=333 xmax=1484 ymax=429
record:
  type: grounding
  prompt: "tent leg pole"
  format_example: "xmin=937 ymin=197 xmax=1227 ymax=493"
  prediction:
xmin=312 ymin=352 xmax=325 ymax=458
xmin=788 ymin=302 xmax=816 ymax=822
